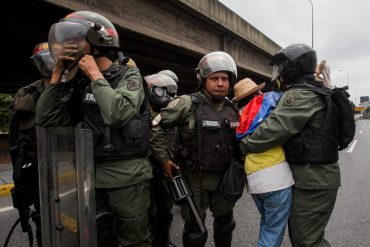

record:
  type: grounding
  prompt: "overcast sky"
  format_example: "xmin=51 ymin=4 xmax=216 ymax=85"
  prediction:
xmin=219 ymin=0 xmax=370 ymax=104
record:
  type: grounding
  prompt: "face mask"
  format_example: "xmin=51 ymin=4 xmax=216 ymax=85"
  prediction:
xmin=150 ymin=86 xmax=173 ymax=109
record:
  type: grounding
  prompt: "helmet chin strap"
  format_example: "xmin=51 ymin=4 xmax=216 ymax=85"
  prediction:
xmin=91 ymin=47 xmax=105 ymax=59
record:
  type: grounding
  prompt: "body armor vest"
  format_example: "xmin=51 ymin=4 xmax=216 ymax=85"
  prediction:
xmin=81 ymin=64 xmax=150 ymax=162
xmin=180 ymin=93 xmax=240 ymax=172
xmin=283 ymin=81 xmax=339 ymax=164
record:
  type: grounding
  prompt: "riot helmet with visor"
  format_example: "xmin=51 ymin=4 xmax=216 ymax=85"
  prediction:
xmin=48 ymin=11 xmax=120 ymax=81
xmin=30 ymin=42 xmax=55 ymax=78
xmin=196 ymin=51 xmax=237 ymax=90
xmin=271 ymin=43 xmax=317 ymax=85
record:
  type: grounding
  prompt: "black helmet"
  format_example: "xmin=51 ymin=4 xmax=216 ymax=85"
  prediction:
xmin=271 ymin=43 xmax=317 ymax=84
xmin=30 ymin=42 xmax=55 ymax=78
xmin=196 ymin=51 xmax=237 ymax=89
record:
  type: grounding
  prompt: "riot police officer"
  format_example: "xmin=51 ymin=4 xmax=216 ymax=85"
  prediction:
xmin=152 ymin=51 xmax=241 ymax=247
xmin=8 ymin=42 xmax=54 ymax=247
xmin=36 ymin=11 xmax=152 ymax=247
xmin=147 ymin=73 xmax=178 ymax=247
xmin=239 ymin=43 xmax=341 ymax=247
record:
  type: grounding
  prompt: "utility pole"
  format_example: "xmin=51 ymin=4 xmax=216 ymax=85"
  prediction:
xmin=308 ymin=0 xmax=314 ymax=48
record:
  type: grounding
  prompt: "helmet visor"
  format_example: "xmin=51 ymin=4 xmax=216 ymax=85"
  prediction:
xmin=198 ymin=51 xmax=237 ymax=80
xmin=147 ymin=74 xmax=178 ymax=95
xmin=48 ymin=22 xmax=90 ymax=64
xmin=31 ymin=50 xmax=55 ymax=77
xmin=271 ymin=64 xmax=283 ymax=82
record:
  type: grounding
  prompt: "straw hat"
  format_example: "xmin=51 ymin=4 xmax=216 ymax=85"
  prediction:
xmin=232 ymin=78 xmax=265 ymax=102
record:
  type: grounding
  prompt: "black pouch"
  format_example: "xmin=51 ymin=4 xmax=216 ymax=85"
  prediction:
xmin=218 ymin=158 xmax=246 ymax=202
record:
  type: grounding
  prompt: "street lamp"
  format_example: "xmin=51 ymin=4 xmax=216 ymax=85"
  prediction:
xmin=308 ymin=0 xmax=314 ymax=48
xmin=338 ymin=69 xmax=350 ymax=87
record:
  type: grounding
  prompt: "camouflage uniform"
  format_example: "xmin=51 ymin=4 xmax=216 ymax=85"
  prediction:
xmin=156 ymin=91 xmax=238 ymax=247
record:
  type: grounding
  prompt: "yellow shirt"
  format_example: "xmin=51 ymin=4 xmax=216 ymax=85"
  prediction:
xmin=245 ymin=146 xmax=286 ymax=175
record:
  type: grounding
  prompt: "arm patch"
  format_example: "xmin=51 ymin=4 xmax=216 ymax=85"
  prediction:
xmin=127 ymin=77 xmax=141 ymax=91
xmin=283 ymin=91 xmax=299 ymax=107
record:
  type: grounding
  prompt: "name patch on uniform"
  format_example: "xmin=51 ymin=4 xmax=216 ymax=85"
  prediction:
xmin=229 ymin=121 xmax=239 ymax=129
xmin=83 ymin=93 xmax=96 ymax=103
xmin=202 ymin=120 xmax=221 ymax=128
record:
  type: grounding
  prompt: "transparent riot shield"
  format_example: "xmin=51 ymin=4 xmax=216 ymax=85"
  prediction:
xmin=37 ymin=127 xmax=96 ymax=247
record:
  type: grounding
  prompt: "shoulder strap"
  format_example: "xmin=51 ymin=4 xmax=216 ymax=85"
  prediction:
xmin=288 ymin=81 xmax=331 ymax=96
xmin=189 ymin=92 xmax=202 ymax=112
xmin=225 ymin=97 xmax=239 ymax=113
xmin=139 ymin=74 xmax=150 ymax=115
xmin=107 ymin=65 xmax=129 ymax=89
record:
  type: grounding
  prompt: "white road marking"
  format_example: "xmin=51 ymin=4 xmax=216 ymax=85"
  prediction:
xmin=0 ymin=206 xmax=14 ymax=213
xmin=359 ymin=130 xmax=363 ymax=134
xmin=347 ymin=140 xmax=358 ymax=153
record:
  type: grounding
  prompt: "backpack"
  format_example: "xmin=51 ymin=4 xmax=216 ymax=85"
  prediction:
xmin=295 ymin=83 xmax=356 ymax=151
xmin=331 ymin=86 xmax=356 ymax=150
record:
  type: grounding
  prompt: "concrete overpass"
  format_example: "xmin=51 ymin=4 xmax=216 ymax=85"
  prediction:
xmin=1 ymin=0 xmax=281 ymax=94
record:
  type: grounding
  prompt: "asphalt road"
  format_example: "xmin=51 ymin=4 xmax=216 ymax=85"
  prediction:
xmin=1 ymin=120 xmax=369 ymax=246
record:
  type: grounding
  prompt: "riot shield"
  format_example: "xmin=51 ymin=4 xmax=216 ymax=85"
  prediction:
xmin=37 ymin=127 xmax=96 ymax=247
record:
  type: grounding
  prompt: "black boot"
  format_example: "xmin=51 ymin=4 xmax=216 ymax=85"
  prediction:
xmin=182 ymin=221 xmax=208 ymax=247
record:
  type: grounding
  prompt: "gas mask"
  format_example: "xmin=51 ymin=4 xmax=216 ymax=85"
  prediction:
xmin=150 ymin=86 xmax=175 ymax=109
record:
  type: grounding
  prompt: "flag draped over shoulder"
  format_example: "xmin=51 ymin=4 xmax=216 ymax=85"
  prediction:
xmin=236 ymin=91 xmax=283 ymax=140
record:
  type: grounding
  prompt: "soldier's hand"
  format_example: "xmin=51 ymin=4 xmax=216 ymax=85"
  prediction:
xmin=50 ymin=43 xmax=79 ymax=84
xmin=78 ymin=55 xmax=104 ymax=81
xmin=161 ymin=160 xmax=179 ymax=178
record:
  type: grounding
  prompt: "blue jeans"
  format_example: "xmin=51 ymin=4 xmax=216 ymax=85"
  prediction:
xmin=251 ymin=187 xmax=292 ymax=247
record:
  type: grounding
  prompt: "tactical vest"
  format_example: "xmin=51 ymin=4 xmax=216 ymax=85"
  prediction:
xmin=283 ymin=81 xmax=339 ymax=164
xmin=179 ymin=93 xmax=240 ymax=172
xmin=81 ymin=64 xmax=150 ymax=162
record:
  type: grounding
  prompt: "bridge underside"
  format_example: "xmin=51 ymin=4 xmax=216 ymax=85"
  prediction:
xmin=1 ymin=0 xmax=278 ymax=94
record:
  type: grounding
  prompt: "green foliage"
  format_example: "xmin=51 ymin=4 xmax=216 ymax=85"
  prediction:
xmin=0 ymin=93 xmax=13 ymax=133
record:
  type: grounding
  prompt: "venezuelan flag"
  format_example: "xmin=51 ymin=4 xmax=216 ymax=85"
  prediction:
xmin=236 ymin=91 xmax=282 ymax=140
